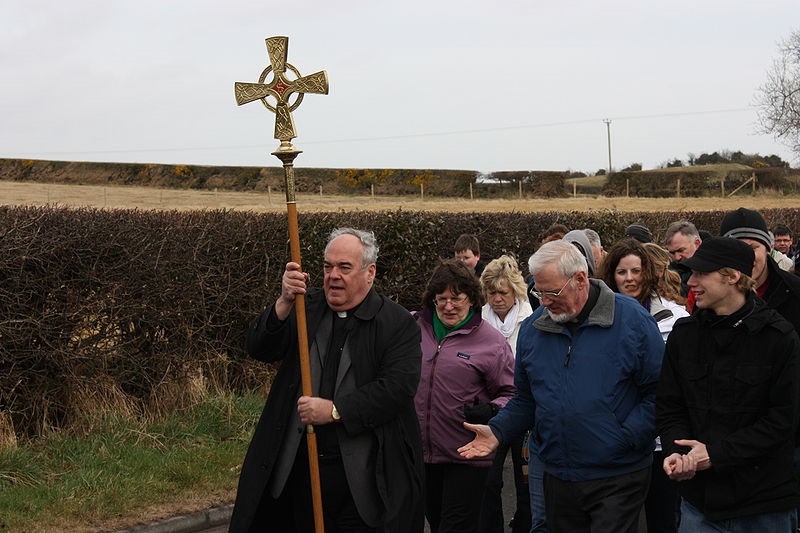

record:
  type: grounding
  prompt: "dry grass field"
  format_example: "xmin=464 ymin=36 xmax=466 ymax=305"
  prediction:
xmin=3 ymin=180 xmax=800 ymax=213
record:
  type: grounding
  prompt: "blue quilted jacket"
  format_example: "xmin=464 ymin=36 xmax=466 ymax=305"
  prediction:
xmin=490 ymin=280 xmax=665 ymax=481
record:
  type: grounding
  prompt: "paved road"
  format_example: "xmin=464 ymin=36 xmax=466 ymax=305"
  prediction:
xmin=195 ymin=456 xmax=518 ymax=533
xmin=145 ymin=456 xmax=653 ymax=533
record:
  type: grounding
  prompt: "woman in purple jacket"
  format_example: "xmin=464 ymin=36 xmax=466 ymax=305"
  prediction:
xmin=414 ymin=259 xmax=516 ymax=533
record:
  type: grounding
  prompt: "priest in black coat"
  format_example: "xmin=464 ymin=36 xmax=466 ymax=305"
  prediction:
xmin=229 ymin=227 xmax=424 ymax=533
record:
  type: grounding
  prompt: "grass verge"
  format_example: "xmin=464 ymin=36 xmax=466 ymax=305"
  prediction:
xmin=0 ymin=392 xmax=263 ymax=532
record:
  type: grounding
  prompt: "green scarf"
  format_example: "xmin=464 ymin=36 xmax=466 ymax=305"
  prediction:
xmin=433 ymin=309 xmax=475 ymax=342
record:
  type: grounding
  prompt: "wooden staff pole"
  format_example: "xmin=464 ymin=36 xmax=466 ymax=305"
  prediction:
xmin=235 ymin=36 xmax=329 ymax=533
xmin=274 ymin=148 xmax=324 ymax=533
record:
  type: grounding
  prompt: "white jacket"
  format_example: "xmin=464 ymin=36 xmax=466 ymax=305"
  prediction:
xmin=772 ymin=249 xmax=795 ymax=272
xmin=650 ymin=294 xmax=689 ymax=343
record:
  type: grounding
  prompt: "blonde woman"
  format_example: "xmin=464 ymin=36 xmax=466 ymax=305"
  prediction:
xmin=480 ymin=255 xmax=533 ymax=356
xmin=479 ymin=255 xmax=539 ymax=533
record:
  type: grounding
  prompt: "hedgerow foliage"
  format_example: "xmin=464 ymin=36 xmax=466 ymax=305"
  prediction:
xmin=0 ymin=158 xmax=480 ymax=197
xmin=603 ymin=167 xmax=795 ymax=197
xmin=3 ymin=205 xmax=800 ymax=439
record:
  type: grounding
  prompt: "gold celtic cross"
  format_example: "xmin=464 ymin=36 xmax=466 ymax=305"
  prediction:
xmin=234 ymin=36 xmax=329 ymax=147
xmin=233 ymin=36 xmax=330 ymax=533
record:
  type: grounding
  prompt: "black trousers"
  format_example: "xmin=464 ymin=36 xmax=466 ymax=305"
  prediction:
xmin=425 ymin=462 xmax=490 ymax=533
xmin=644 ymin=450 xmax=679 ymax=533
xmin=477 ymin=434 xmax=531 ymax=533
xmin=543 ymin=466 xmax=650 ymax=533
xmin=251 ymin=451 xmax=376 ymax=533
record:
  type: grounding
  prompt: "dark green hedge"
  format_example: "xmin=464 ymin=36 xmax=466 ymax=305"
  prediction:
xmin=3 ymin=205 xmax=800 ymax=438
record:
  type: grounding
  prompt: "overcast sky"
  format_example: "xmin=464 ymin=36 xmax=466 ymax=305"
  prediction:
xmin=2 ymin=1 xmax=798 ymax=175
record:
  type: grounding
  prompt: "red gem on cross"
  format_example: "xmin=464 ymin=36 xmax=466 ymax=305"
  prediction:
xmin=273 ymin=80 xmax=290 ymax=97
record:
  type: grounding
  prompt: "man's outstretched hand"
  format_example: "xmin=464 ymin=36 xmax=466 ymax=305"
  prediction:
xmin=457 ymin=422 xmax=500 ymax=459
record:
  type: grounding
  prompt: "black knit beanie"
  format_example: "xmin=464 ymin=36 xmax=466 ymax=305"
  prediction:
xmin=719 ymin=207 xmax=772 ymax=250
xmin=624 ymin=222 xmax=653 ymax=243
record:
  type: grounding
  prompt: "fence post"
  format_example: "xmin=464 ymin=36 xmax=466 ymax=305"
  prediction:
xmin=626 ymin=179 xmax=630 ymax=198
xmin=752 ymin=172 xmax=756 ymax=195
xmin=420 ymin=183 xmax=424 ymax=200
xmin=371 ymin=183 xmax=374 ymax=199
xmin=676 ymin=178 xmax=681 ymax=198
xmin=268 ymin=185 xmax=272 ymax=205
xmin=721 ymin=178 xmax=725 ymax=197
xmin=319 ymin=185 xmax=323 ymax=196
xmin=573 ymin=181 xmax=577 ymax=197
xmin=519 ymin=181 xmax=523 ymax=199
xmin=469 ymin=182 xmax=473 ymax=201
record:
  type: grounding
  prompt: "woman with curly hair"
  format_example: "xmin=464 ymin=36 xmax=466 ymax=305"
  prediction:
xmin=600 ymin=238 xmax=688 ymax=342
xmin=600 ymin=238 xmax=688 ymax=533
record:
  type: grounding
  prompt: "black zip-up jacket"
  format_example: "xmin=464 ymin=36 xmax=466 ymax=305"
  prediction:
xmin=763 ymin=254 xmax=800 ymax=333
xmin=657 ymin=294 xmax=800 ymax=521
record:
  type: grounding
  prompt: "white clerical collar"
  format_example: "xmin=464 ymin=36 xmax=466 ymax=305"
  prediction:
xmin=336 ymin=311 xmax=347 ymax=318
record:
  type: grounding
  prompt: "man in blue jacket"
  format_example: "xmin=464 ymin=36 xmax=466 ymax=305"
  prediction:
xmin=459 ymin=239 xmax=665 ymax=533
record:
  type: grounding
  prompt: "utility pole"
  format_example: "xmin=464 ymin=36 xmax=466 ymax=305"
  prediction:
xmin=603 ymin=119 xmax=612 ymax=174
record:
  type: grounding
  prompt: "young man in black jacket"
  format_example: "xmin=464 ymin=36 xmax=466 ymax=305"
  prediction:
xmin=657 ymin=237 xmax=800 ymax=531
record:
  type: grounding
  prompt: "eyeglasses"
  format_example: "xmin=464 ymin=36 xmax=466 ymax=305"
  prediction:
xmin=529 ymin=276 xmax=573 ymax=301
xmin=433 ymin=295 xmax=469 ymax=307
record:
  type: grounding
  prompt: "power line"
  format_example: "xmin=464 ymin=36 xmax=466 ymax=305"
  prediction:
xmin=304 ymin=107 xmax=753 ymax=145
xmin=1 ymin=107 xmax=754 ymax=158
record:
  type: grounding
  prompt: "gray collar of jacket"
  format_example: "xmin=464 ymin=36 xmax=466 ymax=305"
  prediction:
xmin=534 ymin=279 xmax=615 ymax=333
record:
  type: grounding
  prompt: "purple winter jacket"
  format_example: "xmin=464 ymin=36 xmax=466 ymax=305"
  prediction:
xmin=414 ymin=309 xmax=515 ymax=467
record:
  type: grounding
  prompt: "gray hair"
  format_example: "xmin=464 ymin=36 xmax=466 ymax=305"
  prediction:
xmin=528 ymin=240 xmax=587 ymax=279
xmin=584 ymin=228 xmax=602 ymax=249
xmin=325 ymin=227 xmax=379 ymax=266
xmin=663 ymin=220 xmax=700 ymax=244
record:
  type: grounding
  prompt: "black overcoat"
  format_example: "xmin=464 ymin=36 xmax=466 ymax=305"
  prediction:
xmin=763 ymin=254 xmax=800 ymax=333
xmin=229 ymin=288 xmax=424 ymax=532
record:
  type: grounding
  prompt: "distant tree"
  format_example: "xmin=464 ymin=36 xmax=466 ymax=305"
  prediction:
xmin=695 ymin=152 xmax=726 ymax=165
xmin=666 ymin=159 xmax=684 ymax=168
xmin=568 ymin=171 xmax=588 ymax=179
xmin=682 ymin=151 xmax=788 ymax=168
xmin=595 ymin=168 xmax=607 ymax=176
xmin=687 ymin=153 xmax=696 ymax=166
xmin=621 ymin=163 xmax=642 ymax=171
xmin=764 ymin=154 xmax=790 ymax=168
xmin=756 ymin=29 xmax=800 ymax=158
